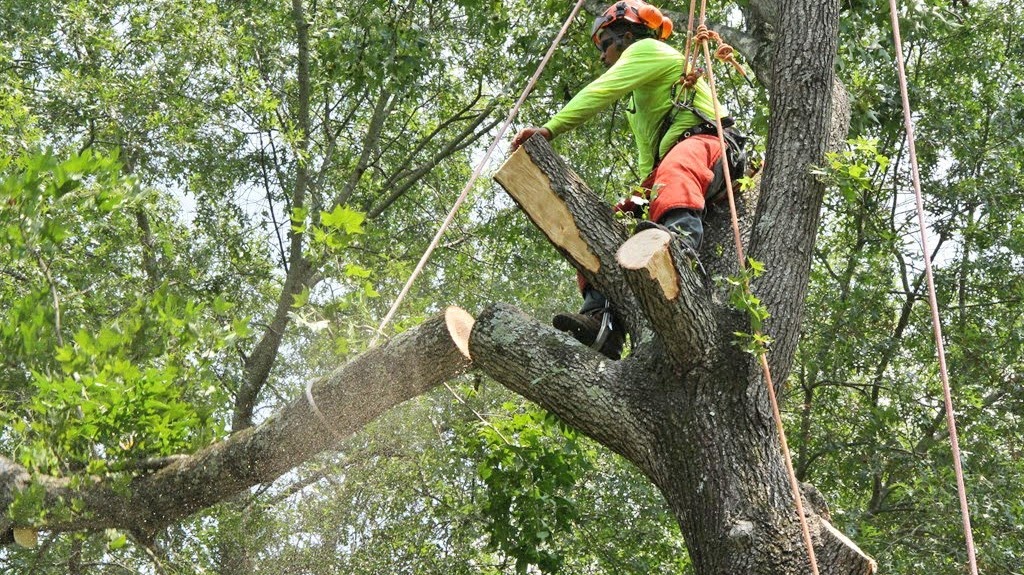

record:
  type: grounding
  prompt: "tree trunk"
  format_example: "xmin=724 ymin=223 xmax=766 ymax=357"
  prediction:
xmin=487 ymin=136 xmax=874 ymax=573
xmin=478 ymin=0 xmax=869 ymax=570
xmin=1 ymin=1 xmax=875 ymax=572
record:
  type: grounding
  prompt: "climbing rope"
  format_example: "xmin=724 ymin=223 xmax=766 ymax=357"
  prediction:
xmin=687 ymin=0 xmax=821 ymax=572
xmin=886 ymin=1 xmax=979 ymax=572
xmin=304 ymin=0 xmax=589 ymax=439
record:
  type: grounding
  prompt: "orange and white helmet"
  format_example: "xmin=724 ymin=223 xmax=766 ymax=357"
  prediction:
xmin=590 ymin=0 xmax=673 ymax=48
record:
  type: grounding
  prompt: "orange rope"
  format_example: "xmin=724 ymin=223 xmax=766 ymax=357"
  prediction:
xmin=886 ymin=0 xmax=979 ymax=572
xmin=681 ymin=0 xmax=698 ymax=71
xmin=694 ymin=12 xmax=821 ymax=575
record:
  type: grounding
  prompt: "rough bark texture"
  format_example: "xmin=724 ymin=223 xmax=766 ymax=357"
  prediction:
xmin=0 ymin=310 xmax=470 ymax=540
xmin=747 ymin=0 xmax=843 ymax=390
xmin=479 ymin=8 xmax=869 ymax=570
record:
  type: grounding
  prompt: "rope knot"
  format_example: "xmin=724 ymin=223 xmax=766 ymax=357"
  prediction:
xmin=680 ymin=69 xmax=703 ymax=89
xmin=715 ymin=43 xmax=746 ymax=76
xmin=693 ymin=24 xmax=714 ymax=44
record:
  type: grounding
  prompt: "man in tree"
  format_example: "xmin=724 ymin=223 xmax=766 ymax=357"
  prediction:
xmin=512 ymin=0 xmax=731 ymax=361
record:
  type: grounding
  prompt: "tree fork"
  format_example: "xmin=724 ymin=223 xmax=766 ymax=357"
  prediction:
xmin=488 ymin=135 xmax=876 ymax=574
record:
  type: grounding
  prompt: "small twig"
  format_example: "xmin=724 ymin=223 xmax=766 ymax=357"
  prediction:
xmin=31 ymin=248 xmax=64 ymax=347
xmin=442 ymin=382 xmax=514 ymax=446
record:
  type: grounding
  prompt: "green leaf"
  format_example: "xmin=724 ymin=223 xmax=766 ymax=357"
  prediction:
xmin=291 ymin=286 xmax=311 ymax=309
xmin=320 ymin=204 xmax=365 ymax=235
xmin=344 ymin=263 xmax=372 ymax=279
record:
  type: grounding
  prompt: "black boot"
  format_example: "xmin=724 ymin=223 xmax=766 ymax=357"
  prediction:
xmin=636 ymin=208 xmax=704 ymax=252
xmin=552 ymin=289 xmax=624 ymax=360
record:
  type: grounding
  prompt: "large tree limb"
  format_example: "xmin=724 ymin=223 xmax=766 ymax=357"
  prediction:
xmin=468 ymin=303 xmax=655 ymax=463
xmin=0 ymin=309 xmax=472 ymax=539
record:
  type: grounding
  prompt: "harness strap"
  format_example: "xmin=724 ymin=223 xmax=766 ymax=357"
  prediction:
xmin=590 ymin=300 xmax=614 ymax=352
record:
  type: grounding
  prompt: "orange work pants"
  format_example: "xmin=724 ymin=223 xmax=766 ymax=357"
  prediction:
xmin=575 ymin=133 xmax=722 ymax=294
xmin=646 ymin=133 xmax=722 ymax=223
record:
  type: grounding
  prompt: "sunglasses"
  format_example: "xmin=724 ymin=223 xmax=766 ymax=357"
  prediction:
xmin=597 ymin=32 xmax=621 ymax=52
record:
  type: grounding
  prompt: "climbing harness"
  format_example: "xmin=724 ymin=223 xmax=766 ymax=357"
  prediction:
xmin=647 ymin=25 xmax=748 ymax=206
xmin=887 ymin=0 xmax=979 ymax=571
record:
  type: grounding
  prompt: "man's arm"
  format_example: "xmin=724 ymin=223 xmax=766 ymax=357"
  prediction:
xmin=542 ymin=39 xmax=670 ymax=137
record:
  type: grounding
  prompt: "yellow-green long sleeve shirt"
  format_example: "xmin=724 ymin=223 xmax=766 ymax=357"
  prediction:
xmin=542 ymin=38 xmax=722 ymax=176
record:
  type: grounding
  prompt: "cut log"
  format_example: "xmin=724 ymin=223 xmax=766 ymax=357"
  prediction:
xmin=494 ymin=136 xmax=641 ymax=337
xmin=617 ymin=228 xmax=680 ymax=301
xmin=494 ymin=146 xmax=600 ymax=273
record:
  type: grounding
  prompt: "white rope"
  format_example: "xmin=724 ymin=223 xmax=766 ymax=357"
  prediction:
xmin=887 ymin=1 xmax=979 ymax=571
xmin=367 ymin=0 xmax=589 ymax=347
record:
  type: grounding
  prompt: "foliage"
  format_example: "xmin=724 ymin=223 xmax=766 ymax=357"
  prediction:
xmin=464 ymin=401 xmax=593 ymax=573
xmin=719 ymin=257 xmax=773 ymax=355
xmin=791 ymin=1 xmax=1024 ymax=572
xmin=1 ymin=150 xmax=238 ymax=478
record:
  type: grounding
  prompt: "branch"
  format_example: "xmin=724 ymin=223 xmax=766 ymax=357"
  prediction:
xmin=234 ymin=256 xmax=315 ymax=431
xmin=257 ymin=137 xmax=289 ymax=270
xmin=334 ymin=88 xmax=393 ymax=208
xmin=134 ymin=208 xmax=160 ymax=291
xmin=617 ymin=229 xmax=717 ymax=370
xmin=493 ymin=135 xmax=645 ymax=338
xmin=233 ymin=0 xmax=316 ymax=431
xmin=467 ymin=303 xmax=652 ymax=461
xmin=379 ymin=79 xmax=487 ymax=188
xmin=367 ymin=96 xmax=502 ymax=219
xmin=0 ymin=309 xmax=472 ymax=539
xmin=30 ymin=248 xmax=64 ymax=347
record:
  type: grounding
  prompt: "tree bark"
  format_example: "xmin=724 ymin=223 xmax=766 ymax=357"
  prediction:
xmin=489 ymin=135 xmax=875 ymax=574
xmin=0 ymin=1 xmax=873 ymax=572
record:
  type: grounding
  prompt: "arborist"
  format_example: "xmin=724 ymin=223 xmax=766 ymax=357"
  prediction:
xmin=511 ymin=0 xmax=744 ymax=360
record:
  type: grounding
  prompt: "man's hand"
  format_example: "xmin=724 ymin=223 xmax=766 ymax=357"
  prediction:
xmin=511 ymin=127 xmax=552 ymax=151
